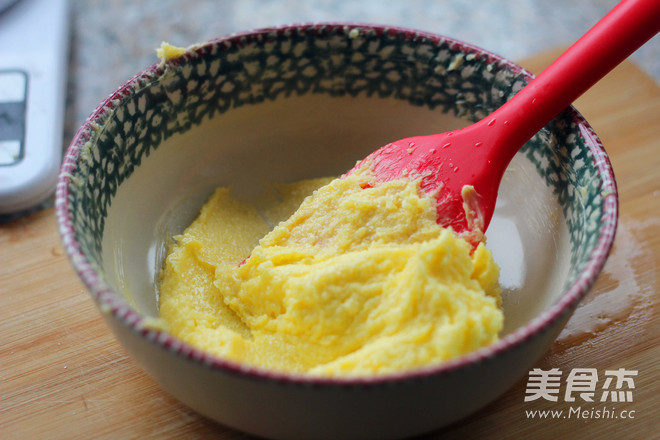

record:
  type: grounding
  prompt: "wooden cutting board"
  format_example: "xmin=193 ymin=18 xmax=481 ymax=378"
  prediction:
xmin=1 ymin=49 xmax=658 ymax=440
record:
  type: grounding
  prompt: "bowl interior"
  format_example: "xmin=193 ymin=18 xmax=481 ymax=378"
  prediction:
xmin=60 ymin=24 xmax=613 ymax=352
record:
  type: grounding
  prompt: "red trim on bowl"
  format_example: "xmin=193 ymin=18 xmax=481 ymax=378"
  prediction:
xmin=55 ymin=22 xmax=618 ymax=388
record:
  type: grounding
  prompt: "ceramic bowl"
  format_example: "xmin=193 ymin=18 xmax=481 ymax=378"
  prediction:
xmin=56 ymin=23 xmax=617 ymax=439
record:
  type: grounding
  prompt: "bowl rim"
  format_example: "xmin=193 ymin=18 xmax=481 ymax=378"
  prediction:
xmin=55 ymin=21 xmax=618 ymax=387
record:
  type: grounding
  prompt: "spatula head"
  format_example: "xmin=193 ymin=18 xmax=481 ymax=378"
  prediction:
xmin=348 ymin=126 xmax=504 ymax=249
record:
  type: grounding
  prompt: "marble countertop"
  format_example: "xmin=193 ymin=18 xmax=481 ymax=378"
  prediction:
xmin=67 ymin=0 xmax=659 ymax=139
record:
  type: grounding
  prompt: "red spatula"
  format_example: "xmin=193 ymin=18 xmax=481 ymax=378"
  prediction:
xmin=349 ymin=0 xmax=659 ymax=248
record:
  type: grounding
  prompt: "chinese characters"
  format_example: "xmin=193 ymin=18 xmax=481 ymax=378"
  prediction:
xmin=524 ymin=368 xmax=638 ymax=403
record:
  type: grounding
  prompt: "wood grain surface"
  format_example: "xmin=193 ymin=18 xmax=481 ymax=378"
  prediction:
xmin=1 ymin=49 xmax=658 ymax=440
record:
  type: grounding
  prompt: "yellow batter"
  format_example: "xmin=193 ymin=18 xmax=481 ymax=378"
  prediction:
xmin=158 ymin=170 xmax=502 ymax=377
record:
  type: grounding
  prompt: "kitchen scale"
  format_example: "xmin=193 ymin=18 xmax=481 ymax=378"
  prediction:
xmin=0 ymin=0 xmax=69 ymax=214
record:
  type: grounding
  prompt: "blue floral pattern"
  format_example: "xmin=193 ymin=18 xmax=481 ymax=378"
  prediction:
xmin=61 ymin=24 xmax=613 ymax=291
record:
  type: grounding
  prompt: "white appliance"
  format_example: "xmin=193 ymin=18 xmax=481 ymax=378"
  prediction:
xmin=0 ymin=0 xmax=69 ymax=214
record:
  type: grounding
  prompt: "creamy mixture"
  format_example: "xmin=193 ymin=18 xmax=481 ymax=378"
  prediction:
xmin=158 ymin=169 xmax=502 ymax=377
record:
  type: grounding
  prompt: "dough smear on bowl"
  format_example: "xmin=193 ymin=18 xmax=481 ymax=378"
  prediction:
xmin=158 ymin=168 xmax=503 ymax=377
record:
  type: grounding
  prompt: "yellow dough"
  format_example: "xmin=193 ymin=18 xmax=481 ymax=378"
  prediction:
xmin=158 ymin=170 xmax=502 ymax=377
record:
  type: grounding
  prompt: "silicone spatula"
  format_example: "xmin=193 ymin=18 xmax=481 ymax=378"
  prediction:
xmin=348 ymin=0 xmax=659 ymax=247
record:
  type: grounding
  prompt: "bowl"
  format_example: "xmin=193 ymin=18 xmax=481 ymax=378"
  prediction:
xmin=56 ymin=23 xmax=617 ymax=439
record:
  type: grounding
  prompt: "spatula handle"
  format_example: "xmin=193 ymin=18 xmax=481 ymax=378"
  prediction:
xmin=494 ymin=0 xmax=660 ymax=155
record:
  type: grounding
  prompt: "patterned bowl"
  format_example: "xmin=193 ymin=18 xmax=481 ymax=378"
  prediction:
xmin=56 ymin=23 xmax=617 ymax=439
